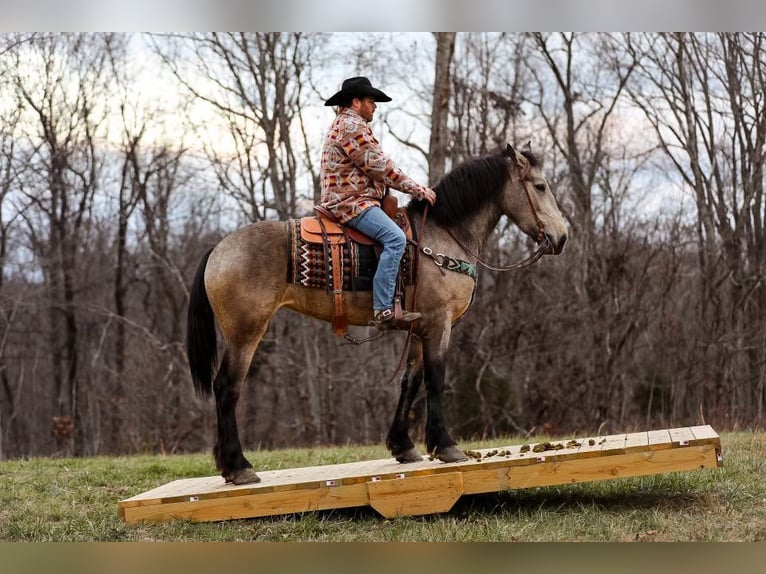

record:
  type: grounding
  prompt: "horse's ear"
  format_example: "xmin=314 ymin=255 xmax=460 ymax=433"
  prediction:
xmin=506 ymin=143 xmax=527 ymax=169
xmin=522 ymin=140 xmax=532 ymax=154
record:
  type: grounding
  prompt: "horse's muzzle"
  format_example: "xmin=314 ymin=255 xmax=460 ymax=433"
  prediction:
xmin=543 ymin=232 xmax=567 ymax=255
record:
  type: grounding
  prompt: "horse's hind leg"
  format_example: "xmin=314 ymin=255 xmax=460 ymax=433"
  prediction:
xmin=386 ymin=337 xmax=424 ymax=463
xmin=213 ymin=338 xmax=262 ymax=484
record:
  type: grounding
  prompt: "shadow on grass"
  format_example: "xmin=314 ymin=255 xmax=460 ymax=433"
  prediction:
xmin=449 ymin=487 xmax=707 ymax=517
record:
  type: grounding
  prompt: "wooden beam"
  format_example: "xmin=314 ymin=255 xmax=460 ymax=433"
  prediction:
xmin=119 ymin=425 xmax=722 ymax=524
xmin=368 ymin=472 xmax=463 ymax=518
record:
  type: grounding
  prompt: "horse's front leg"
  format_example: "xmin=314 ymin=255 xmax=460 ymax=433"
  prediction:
xmin=386 ymin=337 xmax=425 ymax=462
xmin=422 ymin=325 xmax=468 ymax=463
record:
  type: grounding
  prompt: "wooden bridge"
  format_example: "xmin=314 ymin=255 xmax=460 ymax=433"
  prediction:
xmin=119 ymin=425 xmax=722 ymax=524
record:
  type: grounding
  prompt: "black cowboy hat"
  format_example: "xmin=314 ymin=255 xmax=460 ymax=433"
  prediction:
xmin=324 ymin=76 xmax=392 ymax=107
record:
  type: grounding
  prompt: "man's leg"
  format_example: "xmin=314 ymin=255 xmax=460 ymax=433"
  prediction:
xmin=346 ymin=206 xmax=420 ymax=325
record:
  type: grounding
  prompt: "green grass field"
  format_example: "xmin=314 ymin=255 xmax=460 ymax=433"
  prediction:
xmin=1 ymin=432 xmax=764 ymax=541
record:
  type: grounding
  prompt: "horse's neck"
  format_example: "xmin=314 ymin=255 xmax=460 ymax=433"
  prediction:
xmin=443 ymin=201 xmax=502 ymax=255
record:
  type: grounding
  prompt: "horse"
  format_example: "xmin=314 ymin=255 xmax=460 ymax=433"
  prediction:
xmin=186 ymin=143 xmax=568 ymax=485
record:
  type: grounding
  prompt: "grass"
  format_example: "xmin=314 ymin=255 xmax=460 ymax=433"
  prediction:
xmin=0 ymin=432 xmax=764 ymax=541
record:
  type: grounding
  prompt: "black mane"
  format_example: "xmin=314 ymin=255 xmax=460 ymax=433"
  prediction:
xmin=408 ymin=149 xmax=540 ymax=227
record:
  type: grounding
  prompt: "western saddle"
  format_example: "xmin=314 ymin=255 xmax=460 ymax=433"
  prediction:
xmin=298 ymin=195 xmax=413 ymax=336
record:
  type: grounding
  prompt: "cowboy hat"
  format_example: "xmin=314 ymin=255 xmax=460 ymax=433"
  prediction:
xmin=324 ymin=76 xmax=392 ymax=107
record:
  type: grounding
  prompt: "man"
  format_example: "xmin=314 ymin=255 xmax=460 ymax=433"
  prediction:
xmin=320 ymin=76 xmax=437 ymax=328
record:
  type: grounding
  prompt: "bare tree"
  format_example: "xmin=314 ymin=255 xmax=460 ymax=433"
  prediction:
xmin=107 ymin=46 xmax=145 ymax=449
xmin=428 ymin=33 xmax=456 ymax=182
xmin=448 ymin=33 xmax=529 ymax=163
xmin=152 ymin=32 xmax=322 ymax=222
xmin=0 ymin=44 xmax=31 ymax=458
xmin=625 ymin=32 xmax=766 ymax=423
xmin=10 ymin=33 xmax=116 ymax=454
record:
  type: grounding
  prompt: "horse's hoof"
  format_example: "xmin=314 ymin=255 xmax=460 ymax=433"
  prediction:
xmin=395 ymin=448 xmax=424 ymax=463
xmin=435 ymin=446 xmax=469 ymax=463
xmin=225 ymin=467 xmax=261 ymax=485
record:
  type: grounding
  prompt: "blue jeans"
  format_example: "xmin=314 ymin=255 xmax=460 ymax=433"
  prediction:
xmin=346 ymin=206 xmax=406 ymax=312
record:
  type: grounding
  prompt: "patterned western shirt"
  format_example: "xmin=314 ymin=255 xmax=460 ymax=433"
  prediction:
xmin=320 ymin=107 xmax=428 ymax=224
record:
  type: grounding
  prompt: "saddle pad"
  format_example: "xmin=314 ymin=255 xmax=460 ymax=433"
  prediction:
xmin=286 ymin=219 xmax=417 ymax=291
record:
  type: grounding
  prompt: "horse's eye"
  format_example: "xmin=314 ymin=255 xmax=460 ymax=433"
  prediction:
xmin=534 ymin=183 xmax=547 ymax=193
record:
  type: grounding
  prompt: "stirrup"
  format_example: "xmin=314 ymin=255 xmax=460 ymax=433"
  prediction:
xmin=369 ymin=308 xmax=422 ymax=330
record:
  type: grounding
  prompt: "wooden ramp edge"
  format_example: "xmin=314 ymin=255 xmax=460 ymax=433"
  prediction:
xmin=119 ymin=425 xmax=722 ymax=524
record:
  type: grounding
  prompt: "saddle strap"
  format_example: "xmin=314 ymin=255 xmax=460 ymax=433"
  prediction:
xmin=316 ymin=216 xmax=348 ymax=337
xmin=393 ymin=296 xmax=403 ymax=322
xmin=329 ymin=242 xmax=348 ymax=336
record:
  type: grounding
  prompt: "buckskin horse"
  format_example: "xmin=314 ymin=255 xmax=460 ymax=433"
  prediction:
xmin=186 ymin=143 xmax=568 ymax=484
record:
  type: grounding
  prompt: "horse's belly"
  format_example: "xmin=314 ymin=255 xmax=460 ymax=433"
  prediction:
xmin=281 ymin=285 xmax=375 ymax=326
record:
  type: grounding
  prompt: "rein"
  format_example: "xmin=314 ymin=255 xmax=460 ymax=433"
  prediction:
xmin=428 ymin=160 xmax=550 ymax=274
xmin=445 ymin=228 xmax=550 ymax=272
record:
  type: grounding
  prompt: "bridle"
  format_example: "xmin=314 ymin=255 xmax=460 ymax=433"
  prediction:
xmin=444 ymin=159 xmax=550 ymax=272
xmin=516 ymin=160 xmax=547 ymax=244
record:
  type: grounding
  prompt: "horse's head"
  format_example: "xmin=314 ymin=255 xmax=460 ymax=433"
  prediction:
xmin=502 ymin=143 xmax=568 ymax=255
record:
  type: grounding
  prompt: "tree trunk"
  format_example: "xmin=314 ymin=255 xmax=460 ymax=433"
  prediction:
xmin=428 ymin=33 xmax=456 ymax=183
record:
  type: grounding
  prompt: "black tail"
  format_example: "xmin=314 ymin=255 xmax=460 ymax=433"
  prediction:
xmin=186 ymin=248 xmax=217 ymax=398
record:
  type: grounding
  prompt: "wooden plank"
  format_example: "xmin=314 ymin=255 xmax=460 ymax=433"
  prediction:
xmin=367 ymin=472 xmax=463 ymax=518
xmin=669 ymin=427 xmax=696 ymax=447
xmin=121 ymin=482 xmax=369 ymax=524
xmin=647 ymin=429 xmax=673 ymax=450
xmin=120 ymin=478 xmax=271 ymax=508
xmin=688 ymin=425 xmax=723 ymax=467
xmin=505 ymin=445 xmax=719 ymax=490
xmin=119 ymin=426 xmax=723 ymax=524
xmin=689 ymin=425 xmax=720 ymax=445
xmin=568 ymin=435 xmax=608 ymax=459
xmin=120 ymin=458 xmax=431 ymax=508
xmin=600 ymin=432 xmax=628 ymax=455
xmin=461 ymin=467 xmax=511 ymax=496
xmin=624 ymin=431 xmax=650 ymax=454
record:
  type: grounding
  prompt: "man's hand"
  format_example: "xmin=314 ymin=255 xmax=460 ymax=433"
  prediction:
xmin=421 ymin=187 xmax=437 ymax=206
